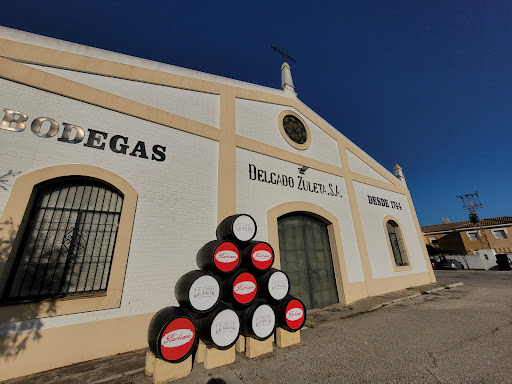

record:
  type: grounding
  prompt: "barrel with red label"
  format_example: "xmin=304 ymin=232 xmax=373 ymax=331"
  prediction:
xmin=273 ymin=296 xmax=306 ymax=332
xmin=242 ymin=241 xmax=274 ymax=273
xmin=222 ymin=269 xmax=259 ymax=308
xmin=239 ymin=300 xmax=276 ymax=341
xmin=196 ymin=301 xmax=241 ymax=350
xmin=148 ymin=306 xmax=199 ymax=363
xmin=196 ymin=240 xmax=241 ymax=275
xmin=175 ymin=270 xmax=221 ymax=313
xmin=258 ymin=268 xmax=290 ymax=303
xmin=216 ymin=214 xmax=257 ymax=243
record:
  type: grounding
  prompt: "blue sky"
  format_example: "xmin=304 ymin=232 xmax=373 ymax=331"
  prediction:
xmin=2 ymin=0 xmax=511 ymax=226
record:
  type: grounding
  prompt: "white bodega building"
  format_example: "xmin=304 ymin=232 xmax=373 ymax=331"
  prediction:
xmin=0 ymin=27 xmax=435 ymax=380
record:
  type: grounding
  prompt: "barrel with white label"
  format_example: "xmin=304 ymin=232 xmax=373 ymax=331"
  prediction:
xmin=216 ymin=214 xmax=257 ymax=243
xmin=196 ymin=301 xmax=241 ymax=350
xmin=258 ymin=268 xmax=290 ymax=303
xmin=148 ymin=306 xmax=198 ymax=363
xmin=273 ymin=296 xmax=306 ymax=332
xmin=242 ymin=241 xmax=274 ymax=273
xmin=175 ymin=270 xmax=221 ymax=313
xmin=196 ymin=240 xmax=241 ymax=275
xmin=239 ymin=300 xmax=276 ymax=341
xmin=222 ymin=269 xmax=258 ymax=308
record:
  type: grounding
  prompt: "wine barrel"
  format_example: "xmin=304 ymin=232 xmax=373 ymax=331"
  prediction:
xmin=242 ymin=241 xmax=274 ymax=273
xmin=239 ymin=300 xmax=276 ymax=341
xmin=147 ymin=306 xmax=198 ymax=363
xmin=273 ymin=296 xmax=306 ymax=332
xmin=216 ymin=214 xmax=257 ymax=242
xmin=175 ymin=270 xmax=221 ymax=313
xmin=196 ymin=240 xmax=241 ymax=274
xmin=196 ymin=301 xmax=240 ymax=350
xmin=258 ymin=268 xmax=290 ymax=303
xmin=222 ymin=269 xmax=258 ymax=308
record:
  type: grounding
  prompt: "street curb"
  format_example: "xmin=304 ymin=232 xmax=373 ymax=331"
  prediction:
xmin=366 ymin=282 xmax=464 ymax=312
xmin=91 ymin=367 xmax=145 ymax=384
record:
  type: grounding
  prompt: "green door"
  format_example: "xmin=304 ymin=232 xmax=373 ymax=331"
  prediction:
xmin=278 ymin=214 xmax=339 ymax=309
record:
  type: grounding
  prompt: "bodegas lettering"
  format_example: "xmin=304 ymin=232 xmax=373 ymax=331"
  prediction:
xmin=249 ymin=164 xmax=342 ymax=198
xmin=367 ymin=195 xmax=402 ymax=210
xmin=0 ymin=108 xmax=166 ymax=162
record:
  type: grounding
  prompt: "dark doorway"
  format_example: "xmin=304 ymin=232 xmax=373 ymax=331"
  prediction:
xmin=278 ymin=214 xmax=338 ymax=309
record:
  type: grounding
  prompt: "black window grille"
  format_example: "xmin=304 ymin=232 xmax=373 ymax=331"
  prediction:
xmin=3 ymin=176 xmax=123 ymax=303
xmin=283 ymin=115 xmax=307 ymax=144
xmin=386 ymin=220 xmax=408 ymax=266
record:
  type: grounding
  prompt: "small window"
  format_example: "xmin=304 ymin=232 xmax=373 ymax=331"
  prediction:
xmin=493 ymin=230 xmax=507 ymax=240
xmin=278 ymin=110 xmax=311 ymax=150
xmin=429 ymin=236 xmax=439 ymax=245
xmin=283 ymin=115 xmax=307 ymax=144
xmin=386 ymin=220 xmax=409 ymax=267
xmin=467 ymin=231 xmax=479 ymax=241
xmin=3 ymin=176 xmax=123 ymax=303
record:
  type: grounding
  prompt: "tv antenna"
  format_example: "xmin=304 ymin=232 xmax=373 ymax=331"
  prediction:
xmin=271 ymin=45 xmax=296 ymax=63
xmin=456 ymin=191 xmax=490 ymax=249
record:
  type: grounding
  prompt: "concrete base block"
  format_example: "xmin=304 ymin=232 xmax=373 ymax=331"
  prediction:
xmin=145 ymin=351 xmax=156 ymax=377
xmin=153 ymin=355 xmax=192 ymax=384
xmin=245 ymin=337 xmax=273 ymax=358
xmin=275 ymin=328 xmax=300 ymax=348
xmin=195 ymin=341 xmax=206 ymax=364
xmin=204 ymin=346 xmax=236 ymax=369
xmin=235 ymin=336 xmax=245 ymax=353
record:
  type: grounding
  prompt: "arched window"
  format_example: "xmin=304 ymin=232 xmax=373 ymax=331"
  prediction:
xmin=3 ymin=176 xmax=123 ymax=303
xmin=386 ymin=220 xmax=408 ymax=267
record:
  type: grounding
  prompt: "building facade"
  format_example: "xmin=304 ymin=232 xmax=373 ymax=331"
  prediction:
xmin=422 ymin=217 xmax=512 ymax=255
xmin=0 ymin=27 xmax=434 ymax=380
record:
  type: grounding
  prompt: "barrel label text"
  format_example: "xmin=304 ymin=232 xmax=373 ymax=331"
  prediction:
xmin=214 ymin=242 xmax=240 ymax=272
xmin=233 ymin=273 xmax=257 ymax=304
xmin=253 ymin=250 xmax=272 ymax=262
xmin=210 ymin=309 xmax=240 ymax=347
xmin=234 ymin=281 xmax=256 ymax=295
xmin=215 ymin=250 xmax=238 ymax=263
xmin=252 ymin=305 xmax=276 ymax=339
xmin=233 ymin=215 xmax=256 ymax=241
xmin=286 ymin=308 xmax=304 ymax=322
xmin=161 ymin=329 xmax=194 ymax=348
xmin=159 ymin=318 xmax=196 ymax=361
xmin=189 ymin=275 xmax=220 ymax=311
xmin=268 ymin=271 xmax=289 ymax=300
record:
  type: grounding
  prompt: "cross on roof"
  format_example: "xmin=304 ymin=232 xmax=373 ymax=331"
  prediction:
xmin=271 ymin=45 xmax=296 ymax=63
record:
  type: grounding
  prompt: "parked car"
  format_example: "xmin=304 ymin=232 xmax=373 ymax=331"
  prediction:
xmin=447 ymin=259 xmax=464 ymax=269
xmin=430 ymin=256 xmax=459 ymax=270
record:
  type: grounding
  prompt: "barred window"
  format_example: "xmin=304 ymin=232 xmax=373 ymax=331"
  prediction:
xmin=3 ymin=176 xmax=123 ymax=303
xmin=386 ymin=220 xmax=408 ymax=266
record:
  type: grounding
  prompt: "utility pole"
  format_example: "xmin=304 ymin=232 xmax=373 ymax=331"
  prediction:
xmin=456 ymin=192 xmax=490 ymax=249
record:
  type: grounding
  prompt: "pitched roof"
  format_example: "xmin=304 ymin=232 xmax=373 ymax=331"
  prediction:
xmin=421 ymin=216 xmax=512 ymax=234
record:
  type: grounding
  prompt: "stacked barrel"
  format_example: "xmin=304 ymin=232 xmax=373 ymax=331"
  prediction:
xmin=147 ymin=213 xmax=306 ymax=364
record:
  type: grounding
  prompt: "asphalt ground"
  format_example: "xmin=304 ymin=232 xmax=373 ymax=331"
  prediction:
xmin=4 ymin=270 xmax=511 ymax=383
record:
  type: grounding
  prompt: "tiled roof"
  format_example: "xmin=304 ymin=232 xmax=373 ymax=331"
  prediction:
xmin=421 ymin=216 xmax=512 ymax=234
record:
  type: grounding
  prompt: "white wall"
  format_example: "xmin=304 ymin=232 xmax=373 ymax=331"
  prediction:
xmin=353 ymin=182 xmax=427 ymax=279
xmin=25 ymin=64 xmax=220 ymax=128
xmin=235 ymin=99 xmax=342 ymax=168
xmin=0 ymin=79 xmax=218 ymax=333
xmin=236 ymin=148 xmax=365 ymax=283
xmin=347 ymin=149 xmax=391 ymax=184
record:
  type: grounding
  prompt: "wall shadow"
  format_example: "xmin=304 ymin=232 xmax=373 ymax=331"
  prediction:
xmin=0 ymin=217 xmax=57 ymax=363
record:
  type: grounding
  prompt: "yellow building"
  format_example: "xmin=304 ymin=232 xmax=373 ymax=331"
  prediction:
xmin=422 ymin=216 xmax=512 ymax=254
